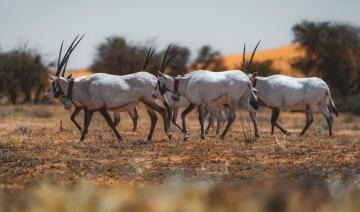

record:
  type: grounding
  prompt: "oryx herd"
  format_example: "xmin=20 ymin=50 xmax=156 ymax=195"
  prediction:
xmin=45 ymin=35 xmax=338 ymax=144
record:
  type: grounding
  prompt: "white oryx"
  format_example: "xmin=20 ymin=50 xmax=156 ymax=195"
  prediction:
xmin=248 ymin=73 xmax=338 ymax=136
xmin=153 ymin=43 xmax=260 ymax=141
xmin=50 ymin=75 xmax=139 ymax=132
xmin=45 ymin=36 xmax=177 ymax=143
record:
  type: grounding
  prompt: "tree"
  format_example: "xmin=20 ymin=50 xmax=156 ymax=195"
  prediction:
xmin=162 ymin=44 xmax=190 ymax=76
xmin=244 ymin=59 xmax=281 ymax=76
xmin=0 ymin=47 xmax=47 ymax=104
xmin=291 ymin=21 xmax=360 ymax=97
xmin=191 ymin=45 xmax=228 ymax=71
xmin=91 ymin=36 xmax=162 ymax=75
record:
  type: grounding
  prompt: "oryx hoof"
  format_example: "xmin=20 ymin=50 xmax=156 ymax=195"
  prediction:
xmin=73 ymin=141 xmax=84 ymax=148
xmin=255 ymin=133 xmax=260 ymax=138
xmin=167 ymin=132 xmax=173 ymax=140
xmin=183 ymin=133 xmax=190 ymax=141
xmin=205 ymin=130 xmax=209 ymax=135
xmin=142 ymin=139 xmax=152 ymax=144
xmin=285 ymin=131 xmax=291 ymax=136
xmin=220 ymin=135 xmax=226 ymax=140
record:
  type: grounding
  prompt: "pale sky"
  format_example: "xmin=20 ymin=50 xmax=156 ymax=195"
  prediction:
xmin=1 ymin=0 xmax=359 ymax=69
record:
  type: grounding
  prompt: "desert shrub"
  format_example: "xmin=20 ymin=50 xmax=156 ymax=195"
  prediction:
xmin=341 ymin=95 xmax=360 ymax=115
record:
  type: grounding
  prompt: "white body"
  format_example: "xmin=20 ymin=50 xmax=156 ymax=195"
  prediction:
xmin=253 ymin=74 xmax=337 ymax=136
xmin=255 ymin=75 xmax=334 ymax=111
xmin=57 ymin=72 xmax=157 ymax=111
xmin=47 ymin=71 xmax=171 ymax=142
xmin=156 ymin=69 xmax=259 ymax=139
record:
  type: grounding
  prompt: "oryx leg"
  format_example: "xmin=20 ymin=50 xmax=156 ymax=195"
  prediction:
xmin=320 ymin=106 xmax=333 ymax=137
xmin=141 ymin=98 xmax=172 ymax=140
xmin=240 ymin=99 xmax=260 ymax=137
xmin=79 ymin=110 xmax=94 ymax=143
xmin=144 ymin=107 xmax=158 ymax=143
xmin=299 ymin=104 xmax=314 ymax=136
xmin=99 ymin=108 xmax=123 ymax=141
xmin=271 ymin=108 xmax=290 ymax=135
xmin=113 ymin=112 xmax=121 ymax=127
xmin=198 ymin=104 xmax=206 ymax=140
xmin=71 ymin=107 xmax=82 ymax=131
xmin=181 ymin=103 xmax=196 ymax=140
xmin=220 ymin=101 xmax=237 ymax=139
xmin=216 ymin=111 xmax=224 ymax=135
xmin=128 ymin=108 xmax=139 ymax=131
xmin=171 ymin=107 xmax=183 ymax=132
xmin=205 ymin=113 xmax=214 ymax=135
xmin=162 ymin=99 xmax=172 ymax=131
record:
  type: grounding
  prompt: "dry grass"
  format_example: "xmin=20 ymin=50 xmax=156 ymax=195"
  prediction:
xmin=0 ymin=104 xmax=360 ymax=211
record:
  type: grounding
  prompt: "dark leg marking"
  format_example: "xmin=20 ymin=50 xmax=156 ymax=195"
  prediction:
xmin=198 ymin=104 xmax=206 ymax=140
xmin=71 ymin=107 xmax=82 ymax=131
xmin=113 ymin=112 xmax=121 ymax=128
xmin=79 ymin=110 xmax=94 ymax=142
xmin=205 ymin=114 xmax=213 ymax=135
xmin=220 ymin=102 xmax=236 ymax=139
xmin=300 ymin=104 xmax=314 ymax=136
xmin=100 ymin=108 xmax=123 ymax=141
xmin=181 ymin=103 xmax=196 ymax=140
xmin=141 ymin=98 xmax=171 ymax=140
xmin=145 ymin=107 xmax=158 ymax=142
xmin=271 ymin=108 xmax=290 ymax=135
xmin=172 ymin=107 xmax=183 ymax=132
xmin=129 ymin=108 xmax=139 ymax=131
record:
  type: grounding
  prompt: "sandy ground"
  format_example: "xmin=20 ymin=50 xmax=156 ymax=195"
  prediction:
xmin=0 ymin=104 xmax=359 ymax=195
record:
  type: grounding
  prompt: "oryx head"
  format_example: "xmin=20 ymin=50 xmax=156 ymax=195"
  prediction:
xmin=241 ymin=41 xmax=261 ymax=109
xmin=242 ymin=40 xmax=260 ymax=88
xmin=45 ymin=35 xmax=84 ymax=101
xmin=152 ymin=44 xmax=182 ymax=99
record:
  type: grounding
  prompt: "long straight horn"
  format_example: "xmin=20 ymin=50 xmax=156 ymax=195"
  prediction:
xmin=164 ymin=50 xmax=182 ymax=68
xmin=142 ymin=47 xmax=155 ymax=71
xmin=242 ymin=43 xmax=246 ymax=71
xmin=248 ymin=40 xmax=261 ymax=70
xmin=160 ymin=44 xmax=171 ymax=73
xmin=60 ymin=34 xmax=85 ymax=77
xmin=55 ymin=41 xmax=64 ymax=76
xmin=57 ymin=34 xmax=79 ymax=75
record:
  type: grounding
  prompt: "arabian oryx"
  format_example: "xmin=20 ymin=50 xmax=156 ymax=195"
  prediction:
xmin=55 ymin=76 xmax=139 ymax=132
xmin=44 ymin=35 xmax=138 ymax=133
xmin=248 ymin=73 xmax=338 ymax=136
xmin=45 ymin=36 xmax=177 ymax=144
xmin=153 ymin=43 xmax=260 ymax=141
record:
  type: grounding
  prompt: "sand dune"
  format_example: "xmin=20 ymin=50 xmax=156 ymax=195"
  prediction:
xmin=223 ymin=43 xmax=305 ymax=76
xmin=67 ymin=44 xmax=306 ymax=77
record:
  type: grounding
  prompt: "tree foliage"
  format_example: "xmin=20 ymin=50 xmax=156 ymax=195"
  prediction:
xmin=162 ymin=44 xmax=190 ymax=76
xmin=291 ymin=21 xmax=360 ymax=97
xmin=0 ymin=47 xmax=47 ymax=104
xmin=91 ymin=36 xmax=163 ymax=75
xmin=191 ymin=45 xmax=228 ymax=71
xmin=244 ymin=59 xmax=281 ymax=76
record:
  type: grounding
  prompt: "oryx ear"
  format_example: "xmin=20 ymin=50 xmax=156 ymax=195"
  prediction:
xmin=48 ymin=74 xmax=56 ymax=80
xmin=158 ymin=71 xmax=164 ymax=77
xmin=253 ymin=72 xmax=258 ymax=77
